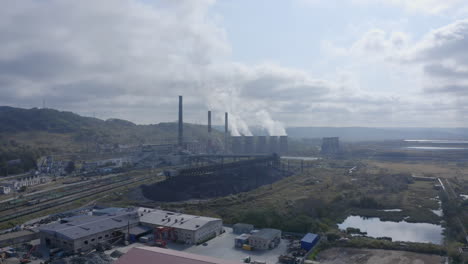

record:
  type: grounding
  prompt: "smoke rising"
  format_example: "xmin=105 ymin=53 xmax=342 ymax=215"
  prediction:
xmin=255 ymin=110 xmax=287 ymax=136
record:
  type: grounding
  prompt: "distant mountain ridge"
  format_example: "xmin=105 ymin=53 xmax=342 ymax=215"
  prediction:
xmin=213 ymin=124 xmax=468 ymax=142
xmin=286 ymin=127 xmax=468 ymax=141
xmin=0 ymin=106 xmax=221 ymax=152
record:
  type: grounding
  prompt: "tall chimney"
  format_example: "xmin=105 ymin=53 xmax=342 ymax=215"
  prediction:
xmin=178 ymin=96 xmax=183 ymax=147
xmin=207 ymin=110 xmax=212 ymax=153
xmin=224 ymin=112 xmax=228 ymax=153
xmin=225 ymin=112 xmax=228 ymax=134
xmin=208 ymin=111 xmax=212 ymax=133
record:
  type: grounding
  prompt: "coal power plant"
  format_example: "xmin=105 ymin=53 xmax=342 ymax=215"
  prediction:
xmin=176 ymin=95 xmax=288 ymax=155
xmin=227 ymin=135 xmax=288 ymax=155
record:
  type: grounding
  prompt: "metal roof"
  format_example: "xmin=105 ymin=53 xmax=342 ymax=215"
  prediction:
xmin=235 ymin=233 xmax=250 ymax=240
xmin=233 ymin=223 xmax=253 ymax=229
xmin=39 ymin=211 xmax=139 ymax=240
xmin=301 ymin=233 xmax=319 ymax=243
xmin=115 ymin=246 xmax=240 ymax=264
xmin=139 ymin=209 xmax=221 ymax=231
xmin=249 ymin=228 xmax=281 ymax=240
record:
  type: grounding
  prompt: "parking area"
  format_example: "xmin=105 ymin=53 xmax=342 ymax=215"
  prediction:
xmin=167 ymin=227 xmax=288 ymax=263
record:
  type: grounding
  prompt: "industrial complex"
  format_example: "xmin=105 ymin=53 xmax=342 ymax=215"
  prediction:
xmin=0 ymin=96 xmax=322 ymax=263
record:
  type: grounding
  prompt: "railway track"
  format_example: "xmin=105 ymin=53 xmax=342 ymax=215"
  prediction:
xmin=0 ymin=175 xmax=152 ymax=224
xmin=0 ymin=175 xmax=133 ymax=213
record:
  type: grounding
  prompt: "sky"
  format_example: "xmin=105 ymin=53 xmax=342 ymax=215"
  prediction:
xmin=1 ymin=0 xmax=468 ymax=135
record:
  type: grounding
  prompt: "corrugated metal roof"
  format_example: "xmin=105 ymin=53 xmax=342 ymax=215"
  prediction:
xmin=139 ymin=209 xmax=221 ymax=231
xmin=115 ymin=246 xmax=240 ymax=264
xmin=301 ymin=233 xmax=318 ymax=243
xmin=39 ymin=211 xmax=139 ymax=240
xmin=233 ymin=223 xmax=253 ymax=229
xmin=250 ymin=228 xmax=281 ymax=240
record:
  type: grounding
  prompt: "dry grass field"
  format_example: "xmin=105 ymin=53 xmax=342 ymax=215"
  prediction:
xmin=316 ymin=247 xmax=445 ymax=264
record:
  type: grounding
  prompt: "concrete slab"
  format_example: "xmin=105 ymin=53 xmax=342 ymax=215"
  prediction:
xmin=167 ymin=227 xmax=287 ymax=264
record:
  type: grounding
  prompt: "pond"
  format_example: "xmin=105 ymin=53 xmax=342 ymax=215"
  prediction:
xmin=280 ymin=156 xmax=319 ymax=161
xmin=338 ymin=215 xmax=444 ymax=244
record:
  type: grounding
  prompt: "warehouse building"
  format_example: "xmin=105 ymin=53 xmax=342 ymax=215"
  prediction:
xmin=232 ymin=223 xmax=254 ymax=234
xmin=248 ymin=228 xmax=281 ymax=250
xmin=139 ymin=208 xmax=222 ymax=245
xmin=39 ymin=211 xmax=139 ymax=253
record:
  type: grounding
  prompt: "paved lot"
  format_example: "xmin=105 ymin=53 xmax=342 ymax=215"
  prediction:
xmin=168 ymin=227 xmax=287 ymax=264
xmin=103 ymin=227 xmax=287 ymax=263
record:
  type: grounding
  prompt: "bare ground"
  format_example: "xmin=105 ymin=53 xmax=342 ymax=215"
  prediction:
xmin=316 ymin=247 xmax=445 ymax=264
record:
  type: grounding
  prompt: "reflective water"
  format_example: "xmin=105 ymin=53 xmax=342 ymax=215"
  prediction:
xmin=404 ymin=140 xmax=468 ymax=144
xmin=405 ymin=147 xmax=468 ymax=150
xmin=280 ymin=156 xmax=319 ymax=161
xmin=338 ymin=216 xmax=444 ymax=244
xmin=380 ymin=209 xmax=402 ymax=212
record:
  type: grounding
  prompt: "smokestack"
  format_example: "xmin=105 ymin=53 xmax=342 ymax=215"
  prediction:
xmin=207 ymin=111 xmax=212 ymax=153
xmin=178 ymin=96 xmax=183 ymax=147
xmin=225 ymin=112 xmax=228 ymax=134
xmin=224 ymin=112 xmax=229 ymax=153
xmin=208 ymin=111 xmax=212 ymax=133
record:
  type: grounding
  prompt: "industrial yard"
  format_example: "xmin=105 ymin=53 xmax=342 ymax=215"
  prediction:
xmin=0 ymin=97 xmax=466 ymax=264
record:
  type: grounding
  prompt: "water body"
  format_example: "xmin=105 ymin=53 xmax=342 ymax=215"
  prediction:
xmin=405 ymin=147 xmax=468 ymax=150
xmin=338 ymin=216 xmax=444 ymax=244
xmin=404 ymin=140 xmax=468 ymax=144
xmin=380 ymin=209 xmax=402 ymax=212
xmin=280 ymin=156 xmax=319 ymax=161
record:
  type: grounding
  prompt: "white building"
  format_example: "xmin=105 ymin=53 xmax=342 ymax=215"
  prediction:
xmin=0 ymin=174 xmax=49 ymax=191
xmin=248 ymin=228 xmax=281 ymax=250
xmin=139 ymin=208 xmax=223 ymax=244
xmin=0 ymin=185 xmax=12 ymax=194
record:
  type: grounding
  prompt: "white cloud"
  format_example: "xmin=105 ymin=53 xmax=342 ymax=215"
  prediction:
xmin=0 ymin=0 xmax=466 ymax=129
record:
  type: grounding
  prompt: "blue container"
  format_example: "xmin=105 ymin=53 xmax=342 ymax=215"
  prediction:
xmin=301 ymin=233 xmax=319 ymax=251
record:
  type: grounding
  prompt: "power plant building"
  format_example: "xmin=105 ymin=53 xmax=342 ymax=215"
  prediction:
xmin=321 ymin=137 xmax=340 ymax=155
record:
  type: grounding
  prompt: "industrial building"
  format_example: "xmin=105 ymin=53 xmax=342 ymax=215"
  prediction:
xmin=232 ymin=223 xmax=254 ymax=234
xmin=115 ymin=246 xmax=240 ymax=264
xmin=39 ymin=211 xmax=139 ymax=253
xmin=139 ymin=208 xmax=223 ymax=244
xmin=227 ymin=136 xmax=288 ymax=155
xmin=248 ymin=228 xmax=281 ymax=250
xmin=321 ymin=137 xmax=340 ymax=155
xmin=234 ymin=233 xmax=251 ymax=248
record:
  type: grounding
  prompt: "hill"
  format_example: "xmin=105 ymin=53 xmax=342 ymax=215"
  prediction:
xmin=0 ymin=106 xmax=221 ymax=175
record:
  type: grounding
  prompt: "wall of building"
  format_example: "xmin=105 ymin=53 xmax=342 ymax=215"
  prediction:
xmin=193 ymin=220 xmax=222 ymax=244
xmin=248 ymin=236 xmax=269 ymax=250
xmin=40 ymin=224 xmax=137 ymax=253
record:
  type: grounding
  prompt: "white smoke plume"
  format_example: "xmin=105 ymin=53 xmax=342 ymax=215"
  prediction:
xmin=255 ymin=109 xmax=287 ymax=136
